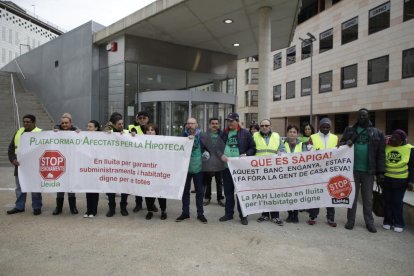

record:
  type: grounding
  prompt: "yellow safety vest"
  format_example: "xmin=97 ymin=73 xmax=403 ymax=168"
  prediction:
xmin=284 ymin=141 xmax=303 ymax=153
xmin=310 ymin=133 xmax=338 ymax=150
xmin=14 ymin=127 xmax=42 ymax=154
xmin=253 ymin=132 xmax=280 ymax=156
xmin=128 ymin=124 xmax=144 ymax=135
xmin=385 ymin=144 xmax=411 ymax=179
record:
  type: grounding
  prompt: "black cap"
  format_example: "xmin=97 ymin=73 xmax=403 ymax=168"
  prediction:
xmin=226 ymin=112 xmax=239 ymax=121
xmin=137 ymin=111 xmax=149 ymax=117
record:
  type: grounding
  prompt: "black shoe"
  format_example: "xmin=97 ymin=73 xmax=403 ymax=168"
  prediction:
xmin=175 ymin=214 xmax=190 ymax=222
xmin=33 ymin=209 xmax=41 ymax=216
xmin=151 ymin=205 xmax=159 ymax=212
xmin=217 ymin=200 xmax=225 ymax=207
xmin=345 ymin=223 xmax=354 ymax=230
xmin=197 ymin=215 xmax=208 ymax=224
xmin=160 ymin=211 xmax=167 ymax=220
xmin=241 ymin=217 xmax=248 ymax=225
xmin=133 ymin=203 xmax=142 ymax=213
xmin=7 ymin=208 xmax=24 ymax=215
xmin=366 ymin=224 xmax=377 ymax=233
xmin=68 ymin=197 xmax=78 ymax=214
xmin=52 ymin=207 xmax=62 ymax=215
xmin=70 ymin=207 xmax=79 ymax=215
xmin=219 ymin=215 xmax=233 ymax=222
xmin=106 ymin=210 xmax=115 ymax=217
xmin=145 ymin=212 xmax=153 ymax=220
xmin=203 ymin=199 xmax=211 ymax=206
xmin=120 ymin=208 xmax=129 ymax=216
xmin=191 ymin=190 xmax=196 ymax=193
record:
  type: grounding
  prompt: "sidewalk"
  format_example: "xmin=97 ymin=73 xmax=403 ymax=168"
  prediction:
xmin=1 ymin=166 xmax=413 ymax=275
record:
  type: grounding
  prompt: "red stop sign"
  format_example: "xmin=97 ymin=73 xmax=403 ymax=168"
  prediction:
xmin=39 ymin=150 xmax=66 ymax=180
xmin=327 ymin=175 xmax=352 ymax=199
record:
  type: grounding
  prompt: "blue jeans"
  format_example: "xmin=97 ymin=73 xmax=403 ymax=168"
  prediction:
xmin=15 ymin=176 xmax=42 ymax=210
xmin=223 ymin=168 xmax=245 ymax=219
xmin=182 ymin=172 xmax=204 ymax=216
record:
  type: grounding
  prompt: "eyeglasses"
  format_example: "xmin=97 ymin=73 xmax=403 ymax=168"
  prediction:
xmin=260 ymin=125 xmax=270 ymax=127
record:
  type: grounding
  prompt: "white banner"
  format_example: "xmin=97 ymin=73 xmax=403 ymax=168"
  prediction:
xmin=17 ymin=131 xmax=194 ymax=200
xmin=227 ymin=146 xmax=355 ymax=216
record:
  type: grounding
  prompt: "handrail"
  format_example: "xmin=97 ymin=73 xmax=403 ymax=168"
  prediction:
xmin=14 ymin=59 xmax=26 ymax=80
xmin=10 ymin=74 xmax=20 ymax=130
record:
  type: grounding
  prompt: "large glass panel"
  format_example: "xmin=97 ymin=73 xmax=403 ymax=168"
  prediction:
xmin=108 ymin=63 xmax=124 ymax=118
xmin=188 ymin=71 xmax=214 ymax=92
xmin=139 ymin=64 xmax=186 ymax=92
xmin=99 ymin=67 xmax=109 ymax=123
xmin=125 ymin=62 xmax=138 ymax=125
xmin=171 ymin=102 xmax=189 ymax=136
xmin=227 ymin=78 xmax=236 ymax=95
xmin=192 ymin=102 xmax=206 ymax=132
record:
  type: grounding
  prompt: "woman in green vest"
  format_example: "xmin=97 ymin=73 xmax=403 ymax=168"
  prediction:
xmin=383 ymin=129 xmax=414 ymax=233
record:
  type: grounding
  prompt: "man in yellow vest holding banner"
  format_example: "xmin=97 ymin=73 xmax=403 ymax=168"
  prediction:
xmin=7 ymin=114 xmax=42 ymax=215
xmin=307 ymin=118 xmax=338 ymax=227
xmin=254 ymin=119 xmax=286 ymax=225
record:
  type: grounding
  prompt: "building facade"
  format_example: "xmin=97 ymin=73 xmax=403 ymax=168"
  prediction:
xmin=0 ymin=1 xmax=63 ymax=68
xmin=238 ymin=0 xmax=414 ymax=141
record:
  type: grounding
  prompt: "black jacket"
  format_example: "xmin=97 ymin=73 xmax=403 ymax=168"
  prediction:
xmin=200 ymin=129 xmax=225 ymax=172
xmin=340 ymin=122 xmax=385 ymax=175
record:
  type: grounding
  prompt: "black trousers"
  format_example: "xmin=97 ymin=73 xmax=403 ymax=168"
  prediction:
xmin=145 ymin=197 xmax=167 ymax=212
xmin=203 ymin=171 xmax=224 ymax=201
xmin=107 ymin=193 xmax=128 ymax=211
xmin=86 ymin=193 xmax=99 ymax=215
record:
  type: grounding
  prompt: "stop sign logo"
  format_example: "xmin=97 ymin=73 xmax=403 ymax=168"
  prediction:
xmin=327 ymin=175 xmax=352 ymax=199
xmin=39 ymin=150 xmax=66 ymax=180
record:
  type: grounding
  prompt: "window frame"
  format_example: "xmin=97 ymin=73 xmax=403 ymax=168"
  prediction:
xmin=286 ymin=46 xmax=296 ymax=66
xmin=273 ymin=52 xmax=282 ymax=70
xmin=368 ymin=2 xmax=390 ymax=35
xmin=319 ymin=28 xmax=333 ymax=54
xmin=273 ymin=85 xmax=282 ymax=101
xmin=341 ymin=16 xmax=359 ymax=45
xmin=301 ymin=76 xmax=311 ymax=96
xmin=402 ymin=47 xmax=414 ymax=79
xmin=319 ymin=70 xmax=333 ymax=93
xmin=286 ymin=80 xmax=296 ymax=99
xmin=341 ymin=64 xmax=358 ymax=89
xmin=367 ymin=55 xmax=389 ymax=85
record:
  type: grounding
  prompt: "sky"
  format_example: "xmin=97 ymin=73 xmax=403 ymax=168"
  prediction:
xmin=11 ymin=0 xmax=157 ymax=31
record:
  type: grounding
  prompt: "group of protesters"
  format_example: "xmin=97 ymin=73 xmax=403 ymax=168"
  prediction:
xmin=7 ymin=108 xmax=414 ymax=233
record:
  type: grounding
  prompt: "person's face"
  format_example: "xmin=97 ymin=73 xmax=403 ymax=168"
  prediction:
xmin=137 ymin=115 xmax=149 ymax=126
xmin=146 ymin=127 xmax=156 ymax=135
xmin=358 ymin=110 xmax=369 ymax=126
xmin=23 ymin=118 xmax=35 ymax=131
xmin=304 ymin=125 xmax=312 ymax=136
xmin=260 ymin=121 xmax=271 ymax=134
xmin=87 ymin=123 xmax=97 ymax=131
xmin=288 ymin=128 xmax=298 ymax=140
xmin=186 ymin=119 xmax=198 ymax=131
xmin=226 ymin=119 xmax=238 ymax=130
xmin=60 ymin=118 xmax=72 ymax=130
xmin=114 ymin=120 xmax=124 ymax=131
xmin=390 ymin=134 xmax=403 ymax=147
xmin=250 ymin=128 xmax=258 ymax=134
xmin=209 ymin=120 xmax=219 ymax=131
xmin=320 ymin=123 xmax=331 ymax=135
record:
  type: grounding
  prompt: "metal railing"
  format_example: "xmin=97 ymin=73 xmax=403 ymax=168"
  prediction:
xmin=10 ymin=74 xmax=20 ymax=130
xmin=15 ymin=59 xmax=26 ymax=80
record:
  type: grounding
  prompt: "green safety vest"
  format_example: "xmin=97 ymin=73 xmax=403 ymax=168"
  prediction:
xmin=14 ymin=127 xmax=42 ymax=153
xmin=310 ymin=133 xmax=338 ymax=150
xmin=284 ymin=141 xmax=303 ymax=153
xmin=385 ymin=144 xmax=411 ymax=179
xmin=253 ymin=132 xmax=280 ymax=156
xmin=128 ymin=124 xmax=144 ymax=135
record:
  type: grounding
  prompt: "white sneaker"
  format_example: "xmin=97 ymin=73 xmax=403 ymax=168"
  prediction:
xmin=394 ymin=227 xmax=404 ymax=233
xmin=83 ymin=214 xmax=89 ymax=218
xmin=88 ymin=214 xmax=95 ymax=218
xmin=382 ymin=224 xmax=391 ymax=230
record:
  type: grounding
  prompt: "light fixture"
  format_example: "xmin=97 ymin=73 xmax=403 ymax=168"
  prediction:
xmin=223 ymin=19 xmax=233 ymax=24
xmin=233 ymin=43 xmax=240 ymax=47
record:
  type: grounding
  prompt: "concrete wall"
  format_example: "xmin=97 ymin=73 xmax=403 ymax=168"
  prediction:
xmin=2 ymin=21 xmax=104 ymax=128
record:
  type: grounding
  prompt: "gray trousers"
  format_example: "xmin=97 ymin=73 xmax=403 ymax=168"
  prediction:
xmin=347 ymin=171 xmax=374 ymax=226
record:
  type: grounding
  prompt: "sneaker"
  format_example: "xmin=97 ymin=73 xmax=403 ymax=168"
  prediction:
xmin=145 ymin=212 xmax=153 ymax=220
xmin=203 ymin=199 xmax=211 ymax=206
xmin=197 ymin=215 xmax=208 ymax=224
xmin=83 ymin=214 xmax=89 ymax=218
xmin=394 ymin=227 xmax=404 ymax=233
xmin=175 ymin=214 xmax=190 ymax=222
xmin=88 ymin=214 xmax=95 ymax=218
xmin=160 ymin=212 xmax=167 ymax=220
xmin=33 ymin=209 xmax=41 ymax=216
xmin=217 ymin=200 xmax=225 ymax=207
xmin=307 ymin=219 xmax=316 ymax=226
xmin=327 ymin=220 xmax=337 ymax=227
xmin=366 ymin=224 xmax=377 ymax=233
xmin=219 ymin=215 xmax=233 ymax=222
xmin=241 ymin=217 xmax=248 ymax=225
xmin=271 ymin=217 xmax=283 ymax=226
xmin=383 ymin=224 xmax=391 ymax=230
xmin=257 ymin=215 xmax=270 ymax=223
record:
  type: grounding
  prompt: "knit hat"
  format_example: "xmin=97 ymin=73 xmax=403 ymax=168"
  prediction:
xmin=319 ymin=118 xmax=332 ymax=127
xmin=392 ymin=129 xmax=407 ymax=141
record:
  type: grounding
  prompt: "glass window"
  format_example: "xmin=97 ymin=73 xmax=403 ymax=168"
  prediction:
xmin=245 ymin=68 xmax=259 ymax=84
xmin=273 ymin=85 xmax=281 ymax=101
xmin=245 ymin=90 xmax=258 ymax=107
xmin=369 ymin=2 xmax=390 ymax=35
xmin=286 ymin=46 xmax=296 ymax=66
xmin=341 ymin=64 xmax=358 ymax=89
xmin=273 ymin=52 xmax=282 ymax=70
xmin=319 ymin=28 xmax=333 ymax=53
xmin=301 ymin=76 xmax=311 ymax=96
xmin=402 ymin=47 xmax=414 ymax=78
xmin=319 ymin=71 xmax=333 ymax=93
xmin=286 ymin=81 xmax=295 ymax=99
xmin=386 ymin=109 xmax=408 ymax=135
xmin=245 ymin=113 xmax=258 ymax=125
xmin=342 ymin=17 xmax=358 ymax=45
xmin=334 ymin=114 xmax=349 ymax=134
xmin=404 ymin=0 xmax=414 ymax=22
xmin=301 ymin=40 xmax=312 ymax=60
xmin=368 ymin=55 xmax=389 ymax=84
xmin=139 ymin=64 xmax=186 ymax=92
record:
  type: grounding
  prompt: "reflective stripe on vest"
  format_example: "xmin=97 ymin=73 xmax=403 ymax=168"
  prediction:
xmin=253 ymin=132 xmax=280 ymax=156
xmin=14 ymin=127 xmax=42 ymax=154
xmin=310 ymin=133 xmax=338 ymax=150
xmin=284 ymin=141 xmax=303 ymax=153
xmin=128 ymin=124 xmax=144 ymax=135
xmin=385 ymin=144 xmax=411 ymax=179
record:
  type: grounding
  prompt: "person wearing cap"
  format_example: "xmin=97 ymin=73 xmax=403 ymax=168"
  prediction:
xmin=254 ymin=119 xmax=286 ymax=226
xmin=382 ymin=129 xmax=414 ymax=233
xmin=307 ymin=117 xmax=338 ymax=227
xmin=219 ymin=112 xmax=256 ymax=225
xmin=6 ymin=114 xmax=43 ymax=216
xmin=340 ymin=108 xmax=385 ymax=233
